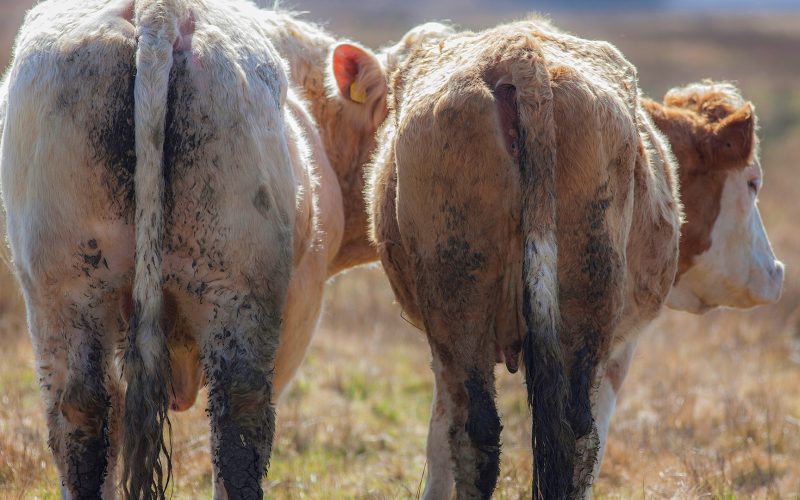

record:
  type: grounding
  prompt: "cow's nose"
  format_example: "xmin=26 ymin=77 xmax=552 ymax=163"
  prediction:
xmin=771 ymin=260 xmax=785 ymax=294
xmin=756 ymin=260 xmax=784 ymax=304
xmin=772 ymin=260 xmax=785 ymax=280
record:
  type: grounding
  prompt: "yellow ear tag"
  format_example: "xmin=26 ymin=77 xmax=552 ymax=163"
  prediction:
xmin=349 ymin=81 xmax=368 ymax=104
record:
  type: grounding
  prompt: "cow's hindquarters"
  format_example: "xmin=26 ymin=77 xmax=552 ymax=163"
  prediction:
xmin=384 ymin=34 xmax=581 ymax=498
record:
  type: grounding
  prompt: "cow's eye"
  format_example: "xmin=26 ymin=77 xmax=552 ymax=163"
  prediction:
xmin=747 ymin=179 xmax=759 ymax=195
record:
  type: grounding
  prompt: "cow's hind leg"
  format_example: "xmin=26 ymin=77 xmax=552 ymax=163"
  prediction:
xmin=588 ymin=337 xmax=638 ymax=491
xmin=425 ymin=339 xmax=501 ymax=500
xmin=203 ymin=290 xmax=283 ymax=499
xmin=422 ymin=364 xmax=455 ymax=499
xmin=28 ymin=296 xmax=118 ymax=498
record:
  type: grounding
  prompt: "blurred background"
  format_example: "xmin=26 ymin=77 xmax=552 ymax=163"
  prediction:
xmin=1 ymin=0 xmax=799 ymax=497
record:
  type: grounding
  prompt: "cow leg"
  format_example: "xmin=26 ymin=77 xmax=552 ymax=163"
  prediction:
xmin=568 ymin=341 xmax=601 ymax=496
xmin=203 ymin=292 xmax=282 ymax=500
xmin=424 ymin=340 xmax=501 ymax=500
xmin=28 ymin=298 xmax=118 ymax=499
xmin=104 ymin=361 xmax=124 ymax=499
xmin=422 ymin=362 xmax=456 ymax=500
xmin=590 ymin=337 xmax=638 ymax=488
xmin=206 ymin=333 xmax=275 ymax=500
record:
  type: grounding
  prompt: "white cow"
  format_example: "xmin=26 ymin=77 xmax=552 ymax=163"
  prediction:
xmin=2 ymin=0 xmax=315 ymax=497
xmin=0 ymin=0 xmax=401 ymax=496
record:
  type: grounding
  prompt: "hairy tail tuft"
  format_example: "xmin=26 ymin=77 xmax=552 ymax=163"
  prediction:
xmin=122 ymin=1 xmax=179 ymax=497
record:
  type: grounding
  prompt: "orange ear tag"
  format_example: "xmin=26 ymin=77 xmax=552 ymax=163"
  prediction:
xmin=349 ymin=81 xmax=368 ymax=103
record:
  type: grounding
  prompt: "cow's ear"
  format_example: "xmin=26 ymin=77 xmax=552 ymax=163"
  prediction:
xmin=330 ymin=43 xmax=388 ymax=127
xmin=707 ymin=102 xmax=756 ymax=167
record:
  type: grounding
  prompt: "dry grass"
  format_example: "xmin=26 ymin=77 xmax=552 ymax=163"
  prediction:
xmin=3 ymin=264 xmax=800 ymax=498
xmin=1 ymin=5 xmax=800 ymax=499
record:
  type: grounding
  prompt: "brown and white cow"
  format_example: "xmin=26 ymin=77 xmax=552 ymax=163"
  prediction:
xmin=592 ymin=80 xmax=784 ymax=482
xmin=0 ymin=0 xmax=395 ymax=497
xmin=357 ymin=18 xmax=682 ymax=498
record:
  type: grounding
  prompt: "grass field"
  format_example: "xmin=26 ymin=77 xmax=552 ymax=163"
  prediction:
xmin=1 ymin=4 xmax=799 ymax=498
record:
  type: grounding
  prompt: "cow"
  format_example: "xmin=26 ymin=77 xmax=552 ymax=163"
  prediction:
xmin=354 ymin=22 xmax=786 ymax=495
xmin=0 ymin=1 xmax=406 ymax=496
xmin=360 ymin=23 xmax=785 ymax=494
xmin=0 ymin=0 xmax=371 ymax=497
xmin=592 ymin=80 xmax=784 ymax=481
xmin=254 ymin=12 xmax=392 ymax=395
xmin=359 ymin=17 xmax=683 ymax=499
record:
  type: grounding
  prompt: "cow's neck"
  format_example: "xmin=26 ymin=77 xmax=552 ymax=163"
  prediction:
xmin=314 ymin=115 xmax=378 ymax=277
xmin=268 ymin=14 xmax=378 ymax=276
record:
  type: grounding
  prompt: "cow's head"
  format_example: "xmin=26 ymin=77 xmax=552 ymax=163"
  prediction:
xmin=325 ymin=23 xmax=455 ymax=127
xmin=644 ymin=81 xmax=784 ymax=313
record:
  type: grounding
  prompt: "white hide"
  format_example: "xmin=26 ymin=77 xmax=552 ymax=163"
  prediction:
xmin=668 ymin=162 xmax=783 ymax=313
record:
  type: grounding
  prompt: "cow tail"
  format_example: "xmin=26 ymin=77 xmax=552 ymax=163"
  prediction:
xmin=505 ymin=39 xmax=575 ymax=498
xmin=123 ymin=1 xmax=178 ymax=497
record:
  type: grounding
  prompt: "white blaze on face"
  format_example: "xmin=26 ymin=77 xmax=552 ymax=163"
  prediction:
xmin=668 ymin=162 xmax=784 ymax=313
